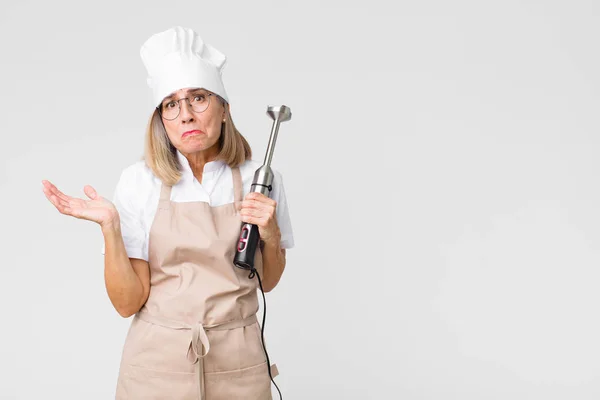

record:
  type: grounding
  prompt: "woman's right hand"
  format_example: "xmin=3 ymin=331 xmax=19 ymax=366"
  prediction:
xmin=42 ymin=180 xmax=120 ymax=230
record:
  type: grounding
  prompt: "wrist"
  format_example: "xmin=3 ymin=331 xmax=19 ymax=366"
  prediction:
xmin=262 ymin=231 xmax=281 ymax=248
xmin=101 ymin=215 xmax=121 ymax=235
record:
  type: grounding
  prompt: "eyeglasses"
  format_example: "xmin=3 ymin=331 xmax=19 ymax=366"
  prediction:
xmin=157 ymin=91 xmax=216 ymax=120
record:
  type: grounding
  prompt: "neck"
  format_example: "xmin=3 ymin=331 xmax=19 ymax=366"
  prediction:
xmin=181 ymin=147 xmax=219 ymax=183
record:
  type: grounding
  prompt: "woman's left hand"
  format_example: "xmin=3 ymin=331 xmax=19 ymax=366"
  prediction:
xmin=239 ymin=192 xmax=280 ymax=245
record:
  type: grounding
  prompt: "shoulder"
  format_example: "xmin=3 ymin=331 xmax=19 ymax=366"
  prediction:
xmin=114 ymin=160 xmax=161 ymax=202
xmin=238 ymin=159 xmax=262 ymax=174
xmin=118 ymin=160 xmax=160 ymax=185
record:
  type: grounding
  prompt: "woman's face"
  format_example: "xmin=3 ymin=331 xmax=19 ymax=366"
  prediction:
xmin=159 ymin=87 xmax=226 ymax=156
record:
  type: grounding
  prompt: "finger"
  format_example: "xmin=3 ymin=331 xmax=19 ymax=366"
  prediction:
xmin=242 ymin=199 xmax=276 ymax=212
xmin=240 ymin=217 xmax=275 ymax=242
xmin=244 ymin=192 xmax=262 ymax=200
xmin=240 ymin=206 xmax=270 ymax=219
xmin=42 ymin=186 xmax=63 ymax=207
xmin=49 ymin=193 xmax=74 ymax=216
xmin=44 ymin=180 xmax=71 ymax=203
xmin=42 ymin=183 xmax=84 ymax=218
xmin=241 ymin=199 xmax=261 ymax=209
xmin=240 ymin=214 xmax=266 ymax=227
xmin=44 ymin=188 xmax=78 ymax=215
xmin=239 ymin=207 xmax=255 ymax=217
xmin=44 ymin=187 xmax=71 ymax=209
xmin=84 ymin=185 xmax=98 ymax=200
xmin=245 ymin=192 xmax=276 ymax=206
xmin=42 ymin=187 xmax=59 ymax=207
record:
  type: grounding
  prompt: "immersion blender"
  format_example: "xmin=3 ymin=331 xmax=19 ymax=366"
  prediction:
xmin=234 ymin=105 xmax=292 ymax=270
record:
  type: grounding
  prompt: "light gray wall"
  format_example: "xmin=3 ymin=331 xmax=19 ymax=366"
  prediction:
xmin=2 ymin=0 xmax=599 ymax=399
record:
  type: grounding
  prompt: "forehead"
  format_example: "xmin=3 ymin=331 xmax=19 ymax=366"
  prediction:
xmin=163 ymin=87 xmax=207 ymax=100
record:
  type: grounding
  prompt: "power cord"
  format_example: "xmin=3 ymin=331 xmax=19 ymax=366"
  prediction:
xmin=247 ymin=268 xmax=283 ymax=400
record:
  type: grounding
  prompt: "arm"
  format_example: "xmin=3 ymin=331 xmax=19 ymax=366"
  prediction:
xmin=102 ymin=218 xmax=150 ymax=318
xmin=240 ymin=192 xmax=289 ymax=293
xmin=41 ymin=179 xmax=150 ymax=317
xmin=240 ymin=169 xmax=293 ymax=292
xmin=260 ymin=236 xmax=287 ymax=292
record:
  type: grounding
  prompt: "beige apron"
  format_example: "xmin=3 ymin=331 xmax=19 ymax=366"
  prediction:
xmin=115 ymin=167 xmax=278 ymax=400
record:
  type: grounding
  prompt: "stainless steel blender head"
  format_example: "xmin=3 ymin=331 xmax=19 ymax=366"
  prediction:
xmin=263 ymin=106 xmax=292 ymax=167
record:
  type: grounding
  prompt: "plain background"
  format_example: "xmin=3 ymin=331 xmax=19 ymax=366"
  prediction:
xmin=1 ymin=0 xmax=599 ymax=399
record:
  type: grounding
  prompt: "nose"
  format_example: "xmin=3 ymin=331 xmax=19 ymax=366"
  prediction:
xmin=179 ymin=99 xmax=195 ymax=123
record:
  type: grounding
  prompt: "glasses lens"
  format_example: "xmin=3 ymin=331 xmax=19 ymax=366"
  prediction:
xmin=161 ymin=102 xmax=179 ymax=120
xmin=190 ymin=93 xmax=210 ymax=113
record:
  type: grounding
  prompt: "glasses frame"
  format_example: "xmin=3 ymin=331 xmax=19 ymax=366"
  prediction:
xmin=157 ymin=92 xmax=217 ymax=121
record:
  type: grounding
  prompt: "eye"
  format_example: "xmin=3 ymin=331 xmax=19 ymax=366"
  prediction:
xmin=193 ymin=94 xmax=207 ymax=102
xmin=164 ymin=101 xmax=176 ymax=109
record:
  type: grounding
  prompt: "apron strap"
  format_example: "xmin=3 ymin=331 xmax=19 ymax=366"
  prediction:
xmin=158 ymin=182 xmax=172 ymax=210
xmin=232 ymin=167 xmax=243 ymax=203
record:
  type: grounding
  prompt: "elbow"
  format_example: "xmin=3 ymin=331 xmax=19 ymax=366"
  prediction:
xmin=263 ymin=284 xmax=275 ymax=293
xmin=116 ymin=306 xmax=137 ymax=318
xmin=111 ymin=287 xmax=149 ymax=318
xmin=115 ymin=299 xmax=143 ymax=318
xmin=262 ymin=275 xmax=281 ymax=293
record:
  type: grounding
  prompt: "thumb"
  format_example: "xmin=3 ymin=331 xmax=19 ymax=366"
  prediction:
xmin=83 ymin=185 xmax=98 ymax=200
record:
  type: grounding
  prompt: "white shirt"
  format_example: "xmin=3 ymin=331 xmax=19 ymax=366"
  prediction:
xmin=101 ymin=150 xmax=294 ymax=261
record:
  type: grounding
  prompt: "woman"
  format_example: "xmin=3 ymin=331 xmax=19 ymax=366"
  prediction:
xmin=41 ymin=26 xmax=294 ymax=399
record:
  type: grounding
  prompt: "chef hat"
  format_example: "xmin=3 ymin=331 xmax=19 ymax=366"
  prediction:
xmin=140 ymin=26 xmax=229 ymax=107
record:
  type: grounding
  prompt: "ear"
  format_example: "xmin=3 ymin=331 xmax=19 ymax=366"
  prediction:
xmin=222 ymin=103 xmax=230 ymax=121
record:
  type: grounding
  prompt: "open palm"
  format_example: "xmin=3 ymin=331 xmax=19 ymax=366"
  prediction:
xmin=42 ymin=180 xmax=118 ymax=227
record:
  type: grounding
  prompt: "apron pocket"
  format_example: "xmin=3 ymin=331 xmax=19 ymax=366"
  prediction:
xmin=116 ymin=364 xmax=197 ymax=400
xmin=204 ymin=361 xmax=274 ymax=400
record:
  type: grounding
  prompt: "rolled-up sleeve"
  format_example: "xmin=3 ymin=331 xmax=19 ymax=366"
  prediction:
xmin=272 ymin=171 xmax=295 ymax=249
xmin=101 ymin=167 xmax=147 ymax=260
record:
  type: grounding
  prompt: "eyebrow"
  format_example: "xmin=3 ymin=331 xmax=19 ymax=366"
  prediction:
xmin=163 ymin=88 xmax=208 ymax=101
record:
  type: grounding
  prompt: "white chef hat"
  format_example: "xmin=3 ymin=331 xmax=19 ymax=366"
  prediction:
xmin=140 ymin=26 xmax=229 ymax=107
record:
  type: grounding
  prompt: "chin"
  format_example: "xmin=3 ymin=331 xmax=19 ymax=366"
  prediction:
xmin=179 ymin=140 xmax=218 ymax=154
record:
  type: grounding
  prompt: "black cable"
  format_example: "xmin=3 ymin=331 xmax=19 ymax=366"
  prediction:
xmin=248 ymin=268 xmax=282 ymax=400
xmin=251 ymin=183 xmax=273 ymax=192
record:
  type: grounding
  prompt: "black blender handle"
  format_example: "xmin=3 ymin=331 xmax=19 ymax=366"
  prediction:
xmin=234 ymin=223 xmax=261 ymax=270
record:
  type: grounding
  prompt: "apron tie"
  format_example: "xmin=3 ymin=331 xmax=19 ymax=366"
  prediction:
xmin=187 ymin=322 xmax=211 ymax=363
xmin=138 ymin=310 xmax=259 ymax=400
xmin=186 ymin=322 xmax=211 ymax=400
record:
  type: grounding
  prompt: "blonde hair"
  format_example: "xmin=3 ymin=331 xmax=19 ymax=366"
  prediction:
xmin=143 ymin=97 xmax=252 ymax=185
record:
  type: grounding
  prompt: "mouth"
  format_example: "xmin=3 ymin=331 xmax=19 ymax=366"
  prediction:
xmin=182 ymin=130 xmax=204 ymax=138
